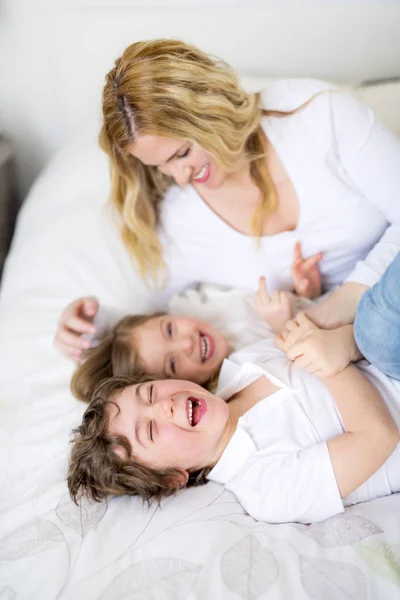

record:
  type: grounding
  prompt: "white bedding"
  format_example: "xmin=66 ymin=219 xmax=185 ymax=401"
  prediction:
xmin=1 ymin=86 xmax=400 ymax=599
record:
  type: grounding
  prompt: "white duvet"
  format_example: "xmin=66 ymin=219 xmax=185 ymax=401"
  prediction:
xmin=0 ymin=127 xmax=399 ymax=600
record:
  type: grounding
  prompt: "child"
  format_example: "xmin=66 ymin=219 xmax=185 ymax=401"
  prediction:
xmin=54 ymin=243 xmax=322 ymax=401
xmin=67 ymin=311 xmax=400 ymax=524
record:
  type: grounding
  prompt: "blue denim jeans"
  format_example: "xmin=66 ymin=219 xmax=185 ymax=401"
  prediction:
xmin=354 ymin=253 xmax=400 ymax=380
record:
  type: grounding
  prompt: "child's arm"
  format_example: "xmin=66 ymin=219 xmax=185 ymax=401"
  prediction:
xmin=276 ymin=313 xmax=399 ymax=497
xmin=320 ymin=364 xmax=399 ymax=498
xmin=275 ymin=313 xmax=363 ymax=377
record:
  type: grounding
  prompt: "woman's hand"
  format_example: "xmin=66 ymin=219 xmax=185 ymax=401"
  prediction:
xmin=54 ymin=296 xmax=99 ymax=361
xmin=291 ymin=242 xmax=323 ymax=299
xmin=275 ymin=313 xmax=362 ymax=376
xmin=255 ymin=276 xmax=293 ymax=334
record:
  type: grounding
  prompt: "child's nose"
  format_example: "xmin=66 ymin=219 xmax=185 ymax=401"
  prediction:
xmin=176 ymin=336 xmax=194 ymax=356
xmin=158 ymin=396 xmax=174 ymax=420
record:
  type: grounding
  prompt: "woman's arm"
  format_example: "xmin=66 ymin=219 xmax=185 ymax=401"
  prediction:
xmin=309 ymin=91 xmax=400 ymax=328
xmin=320 ymin=365 xmax=399 ymax=498
xmin=306 ymin=282 xmax=369 ymax=329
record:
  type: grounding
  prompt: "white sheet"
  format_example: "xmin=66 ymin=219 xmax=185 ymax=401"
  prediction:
xmin=1 ymin=93 xmax=400 ymax=599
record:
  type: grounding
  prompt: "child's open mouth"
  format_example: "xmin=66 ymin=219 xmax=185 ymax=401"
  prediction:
xmin=199 ymin=333 xmax=215 ymax=363
xmin=187 ymin=397 xmax=206 ymax=426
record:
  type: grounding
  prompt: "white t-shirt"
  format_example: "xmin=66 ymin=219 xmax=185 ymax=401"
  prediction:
xmin=207 ymin=337 xmax=400 ymax=524
xmin=153 ymin=79 xmax=400 ymax=309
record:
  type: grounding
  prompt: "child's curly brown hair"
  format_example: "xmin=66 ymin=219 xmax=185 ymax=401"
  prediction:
xmin=67 ymin=376 xmax=211 ymax=504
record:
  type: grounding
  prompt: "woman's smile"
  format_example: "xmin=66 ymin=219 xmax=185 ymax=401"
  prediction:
xmin=192 ymin=162 xmax=211 ymax=184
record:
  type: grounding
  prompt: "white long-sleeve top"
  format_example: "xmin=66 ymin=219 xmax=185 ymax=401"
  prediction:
xmin=153 ymin=79 xmax=400 ymax=309
xmin=208 ymin=337 xmax=400 ymax=524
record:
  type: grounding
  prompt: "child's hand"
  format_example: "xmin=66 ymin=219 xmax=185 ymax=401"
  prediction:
xmin=54 ymin=296 xmax=99 ymax=361
xmin=274 ymin=310 xmax=316 ymax=350
xmin=291 ymin=241 xmax=323 ymax=299
xmin=275 ymin=313 xmax=357 ymax=377
xmin=255 ymin=276 xmax=293 ymax=334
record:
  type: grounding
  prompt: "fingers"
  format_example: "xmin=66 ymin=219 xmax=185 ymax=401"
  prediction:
xmin=257 ymin=276 xmax=270 ymax=302
xmin=296 ymin=311 xmax=312 ymax=326
xmin=63 ymin=315 xmax=97 ymax=336
xmin=296 ymin=279 xmax=310 ymax=294
xmin=56 ymin=329 xmax=92 ymax=350
xmin=286 ymin=341 xmax=306 ymax=361
xmin=61 ymin=296 xmax=99 ymax=324
xmin=274 ymin=334 xmax=285 ymax=350
xmin=284 ymin=317 xmax=300 ymax=332
xmin=82 ymin=296 xmax=99 ymax=318
xmin=292 ymin=355 xmax=314 ymax=371
xmin=53 ymin=336 xmax=86 ymax=361
xmin=293 ymin=241 xmax=303 ymax=263
xmin=55 ymin=296 xmax=98 ymax=361
xmin=301 ymin=252 xmax=323 ymax=272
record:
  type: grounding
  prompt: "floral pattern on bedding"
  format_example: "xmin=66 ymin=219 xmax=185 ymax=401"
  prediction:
xmin=1 ymin=482 xmax=399 ymax=599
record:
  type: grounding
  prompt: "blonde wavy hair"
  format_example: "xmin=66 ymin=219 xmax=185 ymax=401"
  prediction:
xmin=100 ymin=39 xmax=280 ymax=284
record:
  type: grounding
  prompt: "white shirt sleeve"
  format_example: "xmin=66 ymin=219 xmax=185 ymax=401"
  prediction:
xmin=227 ymin=441 xmax=344 ymax=524
xmin=329 ymin=91 xmax=400 ymax=287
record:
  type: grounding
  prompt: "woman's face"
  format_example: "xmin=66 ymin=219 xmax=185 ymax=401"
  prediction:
xmin=107 ymin=379 xmax=232 ymax=472
xmin=133 ymin=315 xmax=230 ymax=384
xmin=128 ymin=135 xmax=227 ymax=189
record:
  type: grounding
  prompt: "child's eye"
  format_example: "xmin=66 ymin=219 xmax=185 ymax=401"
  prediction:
xmin=149 ymin=420 xmax=154 ymax=442
xmin=170 ymin=358 xmax=176 ymax=376
xmin=167 ymin=322 xmax=173 ymax=338
xmin=148 ymin=384 xmax=154 ymax=404
xmin=177 ymin=146 xmax=190 ymax=159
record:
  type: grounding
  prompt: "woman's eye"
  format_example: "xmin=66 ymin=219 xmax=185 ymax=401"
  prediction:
xmin=149 ymin=420 xmax=154 ymax=442
xmin=170 ymin=358 xmax=176 ymax=376
xmin=177 ymin=147 xmax=190 ymax=159
xmin=167 ymin=322 xmax=173 ymax=338
xmin=148 ymin=384 xmax=154 ymax=404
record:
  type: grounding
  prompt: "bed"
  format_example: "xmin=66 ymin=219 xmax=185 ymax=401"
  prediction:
xmin=0 ymin=78 xmax=400 ymax=600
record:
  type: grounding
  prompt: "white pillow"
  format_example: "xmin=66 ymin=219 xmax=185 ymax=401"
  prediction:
xmin=240 ymin=75 xmax=400 ymax=138
xmin=353 ymin=81 xmax=400 ymax=138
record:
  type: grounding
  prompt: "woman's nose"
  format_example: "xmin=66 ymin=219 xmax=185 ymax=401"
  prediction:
xmin=170 ymin=164 xmax=192 ymax=186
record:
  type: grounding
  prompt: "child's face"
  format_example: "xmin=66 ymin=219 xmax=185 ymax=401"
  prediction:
xmin=107 ymin=379 xmax=231 ymax=472
xmin=133 ymin=315 xmax=229 ymax=383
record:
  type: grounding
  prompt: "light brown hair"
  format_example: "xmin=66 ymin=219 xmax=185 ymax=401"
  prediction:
xmin=71 ymin=312 xmax=164 ymax=402
xmin=67 ymin=376 xmax=211 ymax=504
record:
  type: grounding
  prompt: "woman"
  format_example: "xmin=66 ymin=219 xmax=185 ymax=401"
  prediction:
xmin=100 ymin=39 xmax=400 ymax=368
